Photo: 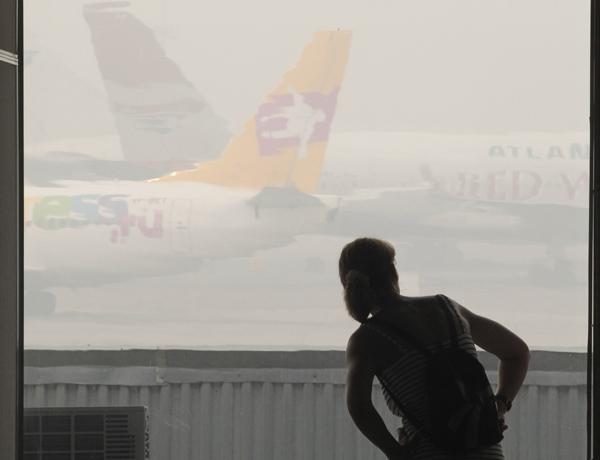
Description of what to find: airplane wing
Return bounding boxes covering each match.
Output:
[25,151,164,186]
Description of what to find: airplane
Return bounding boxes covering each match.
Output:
[24,2,353,314]
[317,131,589,286]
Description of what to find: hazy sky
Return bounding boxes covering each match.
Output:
[25,0,590,142]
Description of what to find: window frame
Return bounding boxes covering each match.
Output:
[2,2,598,459]
[588,2,600,459]
[0,0,23,458]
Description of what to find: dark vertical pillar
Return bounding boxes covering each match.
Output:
[590,1,600,459]
[0,0,23,458]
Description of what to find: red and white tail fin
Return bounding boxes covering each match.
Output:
[153,30,352,193]
[83,2,232,169]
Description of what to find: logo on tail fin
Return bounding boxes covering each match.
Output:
[257,88,338,159]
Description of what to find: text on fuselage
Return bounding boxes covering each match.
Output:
[24,194,164,243]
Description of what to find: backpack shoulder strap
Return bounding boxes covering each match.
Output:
[362,317,429,432]
[363,316,431,356]
[435,294,461,348]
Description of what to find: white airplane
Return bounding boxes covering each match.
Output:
[24,3,353,313]
[318,131,589,286]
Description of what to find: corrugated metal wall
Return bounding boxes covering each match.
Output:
[24,365,586,460]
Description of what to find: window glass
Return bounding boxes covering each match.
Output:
[24,0,589,351]
[23,1,590,459]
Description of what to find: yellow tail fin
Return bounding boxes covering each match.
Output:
[153,30,352,193]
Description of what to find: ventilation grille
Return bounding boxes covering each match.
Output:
[24,407,148,460]
[106,414,134,459]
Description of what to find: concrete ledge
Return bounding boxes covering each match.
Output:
[24,367,586,387]
[24,349,586,372]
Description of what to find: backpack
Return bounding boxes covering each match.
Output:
[365,295,503,454]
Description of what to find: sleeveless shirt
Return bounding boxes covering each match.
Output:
[362,298,505,460]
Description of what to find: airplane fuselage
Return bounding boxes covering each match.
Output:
[25,181,332,286]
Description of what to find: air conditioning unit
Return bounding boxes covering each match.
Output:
[24,406,149,460]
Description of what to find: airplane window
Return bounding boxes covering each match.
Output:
[23,1,589,459]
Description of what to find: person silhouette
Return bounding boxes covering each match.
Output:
[340,237,530,459]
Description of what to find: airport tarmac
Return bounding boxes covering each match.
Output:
[24,235,588,351]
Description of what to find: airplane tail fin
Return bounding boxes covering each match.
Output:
[153,30,352,193]
[83,2,232,169]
